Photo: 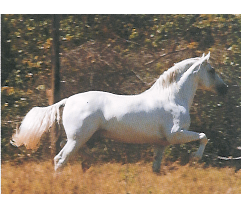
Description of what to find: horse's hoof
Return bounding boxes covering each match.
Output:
[152,166,160,173]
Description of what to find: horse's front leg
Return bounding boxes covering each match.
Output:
[167,130,209,159]
[152,145,166,173]
[191,133,209,159]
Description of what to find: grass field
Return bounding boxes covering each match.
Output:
[1,160,241,194]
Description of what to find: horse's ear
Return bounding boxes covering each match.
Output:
[200,52,210,64]
[204,51,210,61]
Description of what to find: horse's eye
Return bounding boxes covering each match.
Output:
[209,67,215,74]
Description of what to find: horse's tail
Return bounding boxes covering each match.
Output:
[11,98,68,150]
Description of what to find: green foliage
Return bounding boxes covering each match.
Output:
[1,15,241,166]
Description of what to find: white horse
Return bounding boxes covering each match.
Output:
[11,52,228,172]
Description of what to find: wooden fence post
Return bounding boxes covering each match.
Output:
[51,14,61,157]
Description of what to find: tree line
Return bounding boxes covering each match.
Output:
[1,15,241,168]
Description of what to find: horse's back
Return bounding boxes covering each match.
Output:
[62,90,141,123]
[62,90,171,145]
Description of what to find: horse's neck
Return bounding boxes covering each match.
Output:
[146,58,200,109]
[146,73,198,111]
[176,70,199,110]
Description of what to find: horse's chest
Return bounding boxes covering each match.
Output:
[172,109,190,130]
[162,103,190,130]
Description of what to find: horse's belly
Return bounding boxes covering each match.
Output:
[101,127,169,145]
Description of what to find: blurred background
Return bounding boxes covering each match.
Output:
[1,14,241,169]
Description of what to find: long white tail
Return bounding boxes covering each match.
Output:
[11,98,68,150]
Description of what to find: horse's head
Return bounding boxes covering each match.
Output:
[197,52,228,96]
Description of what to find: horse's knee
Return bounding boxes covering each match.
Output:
[199,133,208,144]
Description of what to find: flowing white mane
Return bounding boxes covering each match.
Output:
[151,57,201,90]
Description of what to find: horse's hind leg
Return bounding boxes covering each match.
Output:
[54,138,82,171]
[54,119,100,171]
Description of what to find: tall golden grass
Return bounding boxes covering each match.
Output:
[1,161,241,194]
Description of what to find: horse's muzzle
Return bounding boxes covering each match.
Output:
[216,84,228,96]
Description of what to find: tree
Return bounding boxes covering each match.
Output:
[50,14,61,156]
[1,15,240,166]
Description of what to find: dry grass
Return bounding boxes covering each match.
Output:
[1,161,241,194]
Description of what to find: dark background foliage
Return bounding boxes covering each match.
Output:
[1,14,241,168]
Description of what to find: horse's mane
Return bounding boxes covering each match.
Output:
[151,57,201,90]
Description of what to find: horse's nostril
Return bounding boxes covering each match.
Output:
[217,84,228,95]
